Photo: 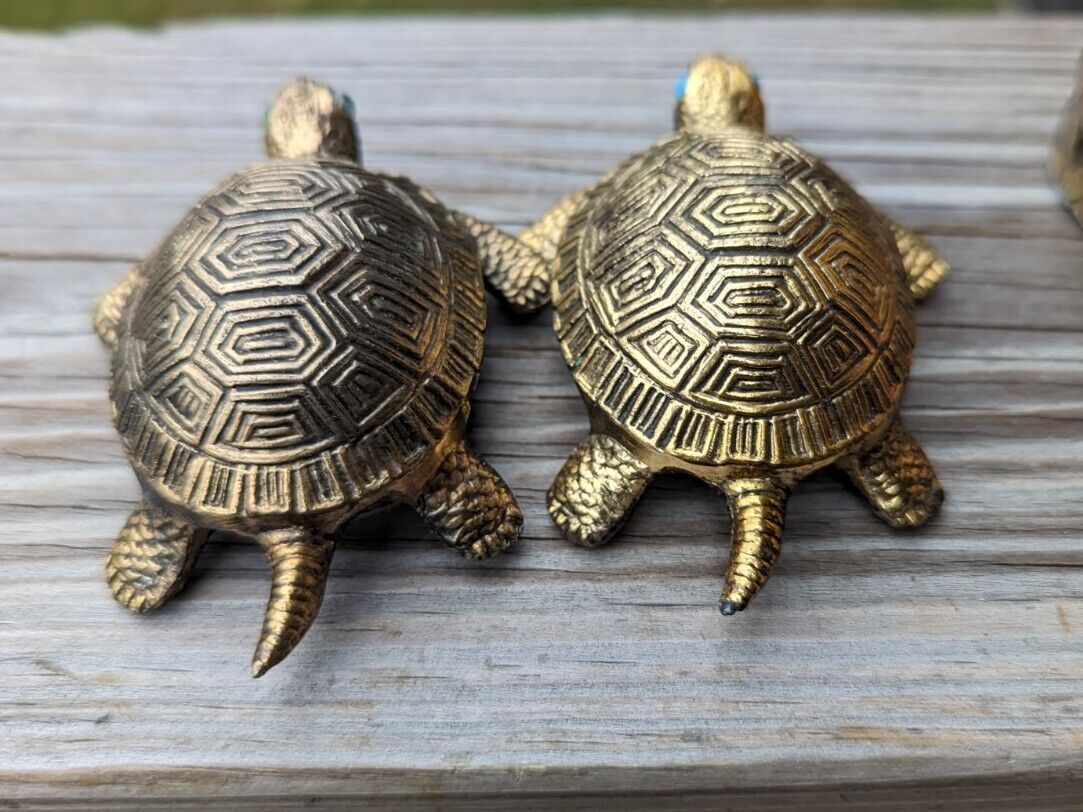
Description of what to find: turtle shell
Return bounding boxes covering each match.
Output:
[553,130,915,469]
[111,160,485,518]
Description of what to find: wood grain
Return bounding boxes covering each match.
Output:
[3,13,1083,809]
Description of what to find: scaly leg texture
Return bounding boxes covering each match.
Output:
[252,529,335,678]
[416,441,523,560]
[106,503,208,613]
[883,216,950,301]
[519,189,590,262]
[839,419,944,529]
[455,212,550,315]
[548,433,653,548]
[93,266,140,349]
[720,478,788,615]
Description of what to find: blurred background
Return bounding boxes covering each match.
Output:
[5,0,1083,30]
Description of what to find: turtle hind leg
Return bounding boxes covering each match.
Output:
[719,478,788,615]
[416,441,523,560]
[548,433,654,549]
[884,216,950,301]
[520,188,590,262]
[93,266,140,349]
[252,529,335,678]
[106,502,208,614]
[839,419,944,529]
[454,212,550,316]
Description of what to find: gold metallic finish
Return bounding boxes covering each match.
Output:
[458,212,551,315]
[885,217,951,302]
[520,189,591,262]
[254,530,335,678]
[106,503,209,614]
[531,54,948,614]
[94,77,547,676]
[1052,54,1083,227]
[675,55,765,133]
[92,266,140,350]
[838,419,944,529]
[416,441,524,559]
[720,478,785,615]
[548,433,653,549]
[265,77,359,162]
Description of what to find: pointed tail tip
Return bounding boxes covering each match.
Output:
[251,647,286,679]
[251,531,335,680]
[251,628,303,678]
[719,599,745,616]
[250,653,272,679]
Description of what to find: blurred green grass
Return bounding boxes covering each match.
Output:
[2,0,997,30]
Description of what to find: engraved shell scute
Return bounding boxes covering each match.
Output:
[114,160,485,516]
[555,130,914,468]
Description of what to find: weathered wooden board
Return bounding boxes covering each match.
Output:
[3,13,1083,809]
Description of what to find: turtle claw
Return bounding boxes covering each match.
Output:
[464,528,515,561]
[462,540,491,561]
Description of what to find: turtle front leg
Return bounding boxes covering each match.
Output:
[106,502,209,613]
[416,441,523,560]
[252,529,335,678]
[882,216,950,301]
[454,212,550,315]
[548,434,654,548]
[93,265,141,350]
[718,478,789,615]
[520,188,590,262]
[838,418,944,529]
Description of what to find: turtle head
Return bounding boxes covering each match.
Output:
[264,77,360,163]
[674,54,764,134]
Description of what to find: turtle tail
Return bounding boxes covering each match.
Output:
[719,478,789,615]
[252,530,335,678]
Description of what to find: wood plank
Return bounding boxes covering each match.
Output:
[3,13,1083,808]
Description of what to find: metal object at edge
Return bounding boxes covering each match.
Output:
[1053,53,1083,227]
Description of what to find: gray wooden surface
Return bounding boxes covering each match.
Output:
[3,13,1083,810]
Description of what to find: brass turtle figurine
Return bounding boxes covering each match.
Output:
[521,55,949,615]
[1052,52,1083,227]
[94,78,548,676]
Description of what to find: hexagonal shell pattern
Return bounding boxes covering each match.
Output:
[553,130,915,469]
[111,160,485,519]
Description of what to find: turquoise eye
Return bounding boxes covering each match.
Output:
[750,72,761,89]
[674,70,688,101]
[337,92,356,119]
[263,104,271,127]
